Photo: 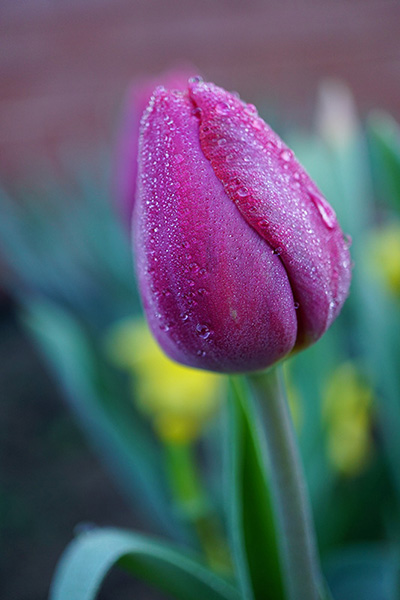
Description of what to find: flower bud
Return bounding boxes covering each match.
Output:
[133,80,351,373]
[114,66,196,227]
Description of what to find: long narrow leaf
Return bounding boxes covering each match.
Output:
[22,300,185,539]
[225,378,286,600]
[50,527,239,600]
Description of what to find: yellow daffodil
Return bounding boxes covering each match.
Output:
[367,222,400,295]
[105,318,223,444]
[322,362,374,477]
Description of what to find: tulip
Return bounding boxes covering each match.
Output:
[133,79,351,373]
[114,66,196,226]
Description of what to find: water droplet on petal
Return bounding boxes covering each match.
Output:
[175,154,184,164]
[252,119,263,131]
[257,219,269,229]
[308,188,337,229]
[189,75,204,83]
[273,247,283,256]
[216,101,230,115]
[237,186,249,197]
[192,106,202,117]
[294,301,300,309]
[189,262,200,273]
[245,103,258,116]
[196,323,211,339]
[280,149,292,162]
[344,233,352,248]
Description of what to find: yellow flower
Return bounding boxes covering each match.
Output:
[322,362,374,477]
[105,318,223,444]
[367,222,400,295]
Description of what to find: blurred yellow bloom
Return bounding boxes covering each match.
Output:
[367,222,400,295]
[322,362,374,477]
[105,318,223,443]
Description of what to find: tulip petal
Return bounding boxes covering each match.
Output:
[114,66,197,226]
[134,87,297,372]
[189,80,351,348]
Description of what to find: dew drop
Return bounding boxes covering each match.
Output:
[280,149,292,162]
[245,103,258,116]
[196,323,211,339]
[252,119,263,131]
[294,301,300,309]
[237,186,249,198]
[197,350,206,357]
[189,262,200,273]
[216,101,230,115]
[308,188,337,229]
[273,247,282,256]
[189,75,204,83]
[192,106,202,117]
[344,233,352,248]
[175,154,184,164]
[217,137,227,146]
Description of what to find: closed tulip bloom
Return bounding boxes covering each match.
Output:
[114,66,196,226]
[133,79,351,373]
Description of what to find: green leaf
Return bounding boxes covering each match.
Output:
[22,300,185,540]
[367,111,400,214]
[324,544,400,600]
[225,378,286,600]
[50,527,240,600]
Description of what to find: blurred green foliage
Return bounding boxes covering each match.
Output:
[1,84,400,598]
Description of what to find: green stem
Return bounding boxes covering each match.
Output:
[247,367,324,600]
[165,441,231,574]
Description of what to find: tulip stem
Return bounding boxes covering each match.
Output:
[247,367,325,600]
[165,441,232,574]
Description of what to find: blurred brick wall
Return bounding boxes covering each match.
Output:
[1,0,400,177]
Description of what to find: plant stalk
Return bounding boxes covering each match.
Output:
[247,367,325,600]
[165,441,231,574]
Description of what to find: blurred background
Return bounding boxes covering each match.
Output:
[1,1,400,599]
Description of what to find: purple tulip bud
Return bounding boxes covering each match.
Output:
[113,66,197,227]
[133,80,351,373]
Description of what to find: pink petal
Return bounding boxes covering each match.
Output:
[134,87,298,372]
[114,66,197,228]
[189,80,351,348]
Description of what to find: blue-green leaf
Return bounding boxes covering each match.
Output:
[50,527,240,600]
[225,378,285,600]
[367,111,400,214]
[325,544,400,600]
[22,300,185,539]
